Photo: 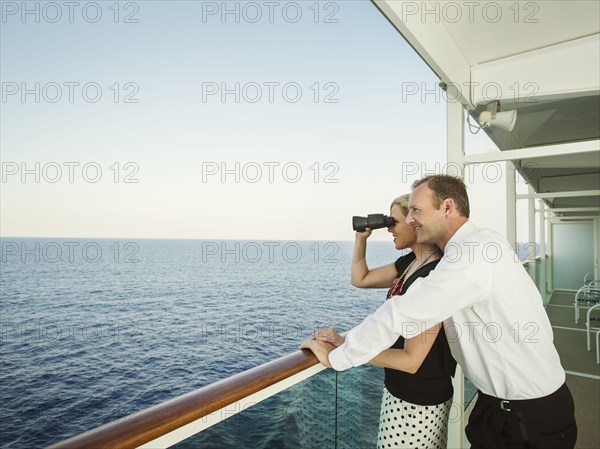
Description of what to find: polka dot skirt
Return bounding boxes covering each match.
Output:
[377,386,452,449]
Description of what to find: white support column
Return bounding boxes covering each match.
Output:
[594,219,600,280]
[446,96,465,170]
[539,202,548,303]
[446,98,466,449]
[528,185,537,284]
[546,209,552,297]
[549,221,554,293]
[506,161,517,247]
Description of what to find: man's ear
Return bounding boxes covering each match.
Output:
[443,198,455,216]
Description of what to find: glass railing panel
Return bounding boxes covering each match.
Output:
[336,364,385,449]
[172,368,336,449]
[464,377,477,409]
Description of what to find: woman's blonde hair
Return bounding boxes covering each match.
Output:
[390,194,410,217]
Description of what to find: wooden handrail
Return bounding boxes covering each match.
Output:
[47,349,320,449]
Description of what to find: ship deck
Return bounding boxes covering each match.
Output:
[546,291,600,449]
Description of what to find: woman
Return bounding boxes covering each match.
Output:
[311,194,456,449]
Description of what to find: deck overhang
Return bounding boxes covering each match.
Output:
[373,0,600,221]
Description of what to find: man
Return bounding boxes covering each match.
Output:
[301,174,576,449]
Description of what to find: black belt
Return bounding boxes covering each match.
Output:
[477,390,545,412]
[477,384,567,412]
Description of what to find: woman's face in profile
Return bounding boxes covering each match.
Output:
[388,204,416,250]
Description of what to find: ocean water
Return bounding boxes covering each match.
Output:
[0,238,399,448]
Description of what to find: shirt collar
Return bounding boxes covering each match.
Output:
[445,220,476,248]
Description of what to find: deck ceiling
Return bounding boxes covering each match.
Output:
[373,0,600,220]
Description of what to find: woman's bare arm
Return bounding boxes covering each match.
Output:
[369,324,442,374]
[351,231,398,288]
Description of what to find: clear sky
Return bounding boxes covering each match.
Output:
[1,0,527,242]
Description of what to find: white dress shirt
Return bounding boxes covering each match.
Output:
[329,221,565,400]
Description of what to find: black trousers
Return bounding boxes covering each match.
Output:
[465,383,577,449]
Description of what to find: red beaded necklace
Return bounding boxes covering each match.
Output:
[386,250,438,300]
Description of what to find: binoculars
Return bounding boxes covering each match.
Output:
[352,214,395,232]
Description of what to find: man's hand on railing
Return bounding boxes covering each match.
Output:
[299,337,336,368]
[313,327,345,347]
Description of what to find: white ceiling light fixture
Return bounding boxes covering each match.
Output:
[468,100,518,134]
[478,100,517,132]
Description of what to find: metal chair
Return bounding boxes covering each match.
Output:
[596,329,600,364]
[583,272,594,286]
[574,279,600,324]
[586,303,600,350]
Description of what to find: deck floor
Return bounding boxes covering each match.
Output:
[546,291,600,449]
